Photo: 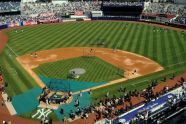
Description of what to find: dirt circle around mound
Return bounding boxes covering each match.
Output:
[69,68,86,75]
[17,47,164,89]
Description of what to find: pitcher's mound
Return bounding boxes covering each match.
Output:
[69,68,86,75]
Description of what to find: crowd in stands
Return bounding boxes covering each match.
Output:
[169,16,186,25]
[0,1,185,25]
[0,15,26,24]
[0,14,60,25]
[63,74,186,123]
[103,1,144,7]
[97,74,186,123]
[21,1,101,17]
[0,1,185,16]
[143,2,186,16]
[0,2,20,13]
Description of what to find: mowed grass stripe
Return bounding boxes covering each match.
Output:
[63,22,98,47]
[49,23,86,48]
[23,24,75,52]
[147,26,154,59]
[75,22,107,47]
[1,49,37,96]
[116,23,130,49]
[163,30,172,66]
[138,25,148,56]
[34,57,122,82]
[40,23,86,50]
[175,32,186,51]
[82,22,107,46]
[122,23,135,50]
[111,22,125,48]
[1,56,25,95]
[104,22,121,48]
[156,29,164,64]
[120,23,133,50]
[8,26,61,54]
[94,22,113,43]
[169,31,184,63]
[125,23,137,51]
[8,25,50,42]
[53,23,92,48]
[54,23,89,46]
[113,22,126,49]
[160,30,168,66]
[8,25,54,47]
[100,22,119,47]
[133,25,144,54]
[174,31,186,62]
[130,24,143,53]
[4,48,37,88]
[152,28,158,61]
[77,22,104,46]
[10,24,78,54]
[166,30,178,65]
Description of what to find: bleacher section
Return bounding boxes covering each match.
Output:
[0,1,185,30]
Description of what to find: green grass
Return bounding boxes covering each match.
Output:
[0,48,38,96]
[0,21,186,99]
[33,56,123,82]
[92,64,186,104]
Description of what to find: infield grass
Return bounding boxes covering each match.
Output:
[33,56,123,82]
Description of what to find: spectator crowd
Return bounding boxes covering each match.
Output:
[143,2,186,16]
[103,1,143,7]
[0,1,185,25]
[21,1,101,17]
[56,73,186,123]
[0,2,20,13]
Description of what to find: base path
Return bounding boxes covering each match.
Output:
[17,47,164,90]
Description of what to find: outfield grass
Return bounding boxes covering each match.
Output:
[34,56,123,82]
[0,48,38,96]
[0,21,186,98]
[6,22,186,68]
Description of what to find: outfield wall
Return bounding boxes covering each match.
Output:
[91,17,186,29]
[1,18,186,31]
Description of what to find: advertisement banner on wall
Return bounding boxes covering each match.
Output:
[23,21,37,26]
[14,21,20,27]
[74,11,84,16]
[31,21,37,25]
[8,23,15,28]
[23,21,31,26]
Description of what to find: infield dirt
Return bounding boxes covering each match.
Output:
[16,47,164,90]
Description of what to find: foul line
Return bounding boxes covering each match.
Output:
[165,60,186,68]
[6,44,18,57]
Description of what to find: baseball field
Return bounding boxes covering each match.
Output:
[0,21,186,120]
